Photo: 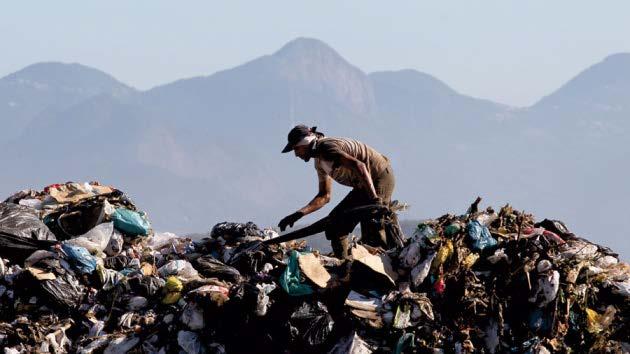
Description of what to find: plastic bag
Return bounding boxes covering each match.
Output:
[45,199,112,240]
[393,303,412,329]
[413,224,438,245]
[111,208,151,236]
[178,330,206,354]
[147,232,179,250]
[411,252,435,288]
[181,302,205,330]
[77,336,110,354]
[194,255,242,282]
[329,332,374,354]
[585,306,616,334]
[289,301,334,348]
[103,335,140,354]
[444,223,461,237]
[63,222,113,253]
[40,273,85,310]
[280,250,313,296]
[466,220,497,251]
[163,276,183,304]
[399,241,422,268]
[62,244,97,274]
[18,198,43,210]
[127,296,148,311]
[529,270,560,307]
[0,230,57,263]
[394,333,415,354]
[128,275,165,297]
[431,239,454,271]
[210,221,264,241]
[104,229,124,256]
[158,260,199,281]
[96,264,125,290]
[255,283,276,316]
[0,202,56,241]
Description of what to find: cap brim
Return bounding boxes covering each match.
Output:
[281,143,293,153]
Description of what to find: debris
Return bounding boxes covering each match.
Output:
[0,184,627,353]
[298,252,332,288]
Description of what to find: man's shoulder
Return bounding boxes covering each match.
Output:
[316,138,342,153]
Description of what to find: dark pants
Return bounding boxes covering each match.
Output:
[326,166,396,259]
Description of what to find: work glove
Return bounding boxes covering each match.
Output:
[278,211,304,231]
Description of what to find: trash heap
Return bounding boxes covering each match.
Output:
[0,183,628,353]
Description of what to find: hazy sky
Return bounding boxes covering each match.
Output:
[2,1,629,106]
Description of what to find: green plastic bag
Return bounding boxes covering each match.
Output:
[280,250,313,296]
[112,208,151,236]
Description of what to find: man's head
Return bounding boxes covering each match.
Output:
[282,125,321,162]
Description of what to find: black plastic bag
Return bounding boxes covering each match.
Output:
[128,276,165,298]
[194,255,241,282]
[289,301,335,348]
[534,219,572,238]
[104,255,134,271]
[40,273,85,310]
[0,231,57,263]
[43,199,108,240]
[0,202,56,241]
[210,221,264,241]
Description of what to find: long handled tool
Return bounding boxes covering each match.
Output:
[265,204,390,246]
[235,204,391,255]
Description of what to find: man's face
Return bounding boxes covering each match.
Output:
[293,145,310,162]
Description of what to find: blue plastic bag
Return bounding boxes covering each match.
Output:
[62,244,97,274]
[466,220,497,251]
[279,250,313,296]
[112,208,151,236]
[528,308,552,332]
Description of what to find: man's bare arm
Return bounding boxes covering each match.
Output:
[298,172,332,215]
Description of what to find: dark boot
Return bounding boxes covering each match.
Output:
[331,236,351,260]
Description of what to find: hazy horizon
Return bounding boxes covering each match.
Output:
[2,1,630,106]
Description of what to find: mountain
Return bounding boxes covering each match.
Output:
[534,53,630,114]
[0,62,135,143]
[526,53,630,139]
[0,39,627,258]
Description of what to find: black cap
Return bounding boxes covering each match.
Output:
[282,125,313,153]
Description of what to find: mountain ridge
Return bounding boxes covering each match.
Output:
[0,38,628,258]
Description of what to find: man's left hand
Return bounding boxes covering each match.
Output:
[278,211,304,231]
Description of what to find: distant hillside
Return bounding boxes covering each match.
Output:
[0,38,627,258]
[0,62,135,143]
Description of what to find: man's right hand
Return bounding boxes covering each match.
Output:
[278,211,304,231]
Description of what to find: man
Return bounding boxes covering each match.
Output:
[278,125,396,259]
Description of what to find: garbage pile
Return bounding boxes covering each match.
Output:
[0,183,628,353]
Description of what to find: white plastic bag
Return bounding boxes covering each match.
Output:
[399,241,422,268]
[104,230,124,256]
[64,222,114,253]
[103,335,140,354]
[411,253,435,288]
[127,296,148,311]
[181,302,205,330]
[147,232,180,250]
[158,260,199,281]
